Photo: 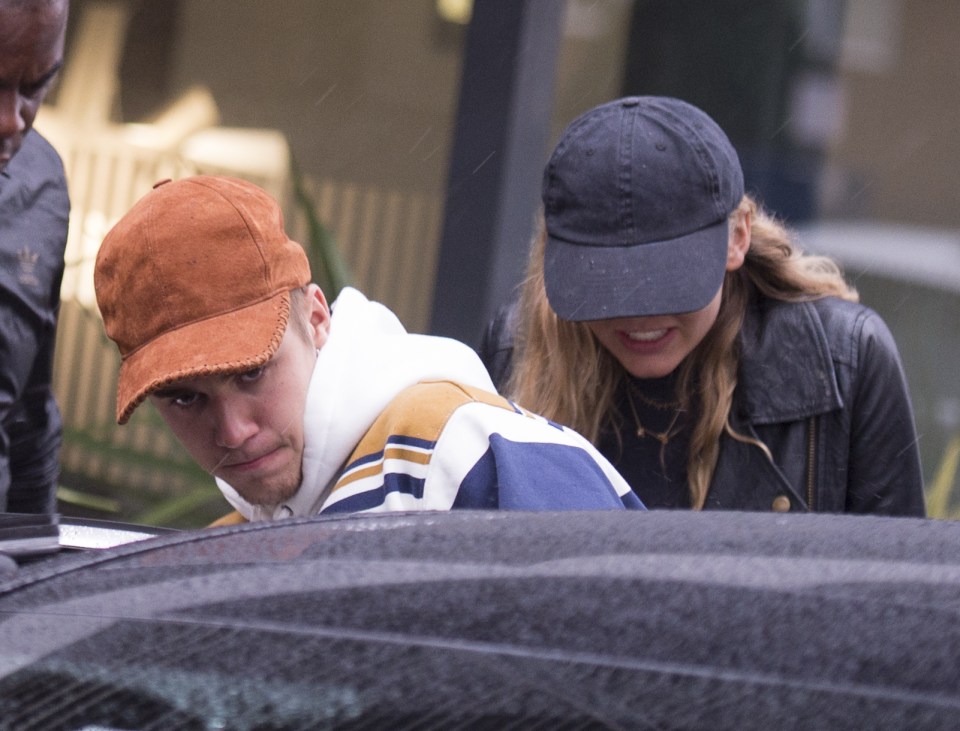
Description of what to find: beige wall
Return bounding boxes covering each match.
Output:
[551,0,634,143]
[825,0,960,227]
[168,0,634,192]
[169,0,465,194]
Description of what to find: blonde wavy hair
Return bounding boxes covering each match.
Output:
[507,195,858,509]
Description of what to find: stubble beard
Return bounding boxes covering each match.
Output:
[227,464,304,509]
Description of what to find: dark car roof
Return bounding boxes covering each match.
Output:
[1,510,959,729]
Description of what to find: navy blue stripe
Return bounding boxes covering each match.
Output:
[382,471,426,499]
[320,490,385,514]
[322,471,427,514]
[386,434,435,450]
[345,450,385,471]
[342,434,437,472]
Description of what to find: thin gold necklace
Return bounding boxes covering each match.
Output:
[630,387,680,412]
[626,389,682,446]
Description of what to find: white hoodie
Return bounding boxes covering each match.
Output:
[218,288,640,520]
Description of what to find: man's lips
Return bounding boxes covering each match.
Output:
[221,447,282,471]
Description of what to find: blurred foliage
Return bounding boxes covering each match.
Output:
[926,434,960,519]
[57,426,225,529]
[291,157,352,300]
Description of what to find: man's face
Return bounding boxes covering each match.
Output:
[149,287,331,508]
[0,0,68,173]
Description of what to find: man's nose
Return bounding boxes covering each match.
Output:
[213,399,259,449]
[0,90,24,142]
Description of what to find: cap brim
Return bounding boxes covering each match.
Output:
[115,291,292,424]
[543,219,729,321]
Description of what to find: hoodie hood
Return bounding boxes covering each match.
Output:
[217,287,495,519]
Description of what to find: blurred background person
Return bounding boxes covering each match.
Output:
[0,0,70,513]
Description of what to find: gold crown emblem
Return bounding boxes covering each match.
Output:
[18,246,39,269]
[17,246,41,289]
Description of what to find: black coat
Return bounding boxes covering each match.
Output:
[0,132,69,513]
[479,295,926,516]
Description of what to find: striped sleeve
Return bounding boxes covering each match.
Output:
[319,381,644,515]
[435,402,643,510]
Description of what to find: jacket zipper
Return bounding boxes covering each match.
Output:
[806,416,817,510]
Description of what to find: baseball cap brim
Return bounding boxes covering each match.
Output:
[543,218,729,322]
[115,291,292,424]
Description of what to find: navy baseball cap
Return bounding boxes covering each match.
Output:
[542,96,744,321]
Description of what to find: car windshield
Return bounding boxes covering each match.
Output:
[2,510,960,728]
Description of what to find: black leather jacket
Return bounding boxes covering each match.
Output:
[0,132,69,513]
[479,295,926,516]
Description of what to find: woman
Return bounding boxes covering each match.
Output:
[481,96,925,514]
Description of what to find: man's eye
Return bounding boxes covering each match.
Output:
[238,366,266,384]
[20,76,53,99]
[171,393,199,408]
[21,82,46,98]
[21,65,61,99]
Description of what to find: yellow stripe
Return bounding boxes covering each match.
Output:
[336,448,433,489]
[331,380,515,496]
[384,447,432,465]
[207,510,247,527]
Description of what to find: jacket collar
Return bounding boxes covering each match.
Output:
[735,297,843,425]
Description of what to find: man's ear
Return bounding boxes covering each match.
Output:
[304,284,331,348]
[726,208,752,272]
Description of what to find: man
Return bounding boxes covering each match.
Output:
[94,175,642,521]
[0,0,70,513]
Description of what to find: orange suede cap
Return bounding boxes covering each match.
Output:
[94,175,311,424]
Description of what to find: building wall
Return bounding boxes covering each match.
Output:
[168,0,465,194]
[824,0,960,226]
